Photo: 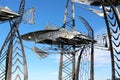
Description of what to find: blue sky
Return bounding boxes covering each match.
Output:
[0,0,112,80]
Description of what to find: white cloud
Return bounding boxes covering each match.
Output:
[94,48,111,67]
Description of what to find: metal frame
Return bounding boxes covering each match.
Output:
[101,0,120,79]
[79,16,94,80]
[58,0,94,80]
[0,0,28,80]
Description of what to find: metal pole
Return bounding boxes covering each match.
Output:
[63,0,69,28]
[72,46,76,80]
[90,42,94,80]
[58,45,64,80]
[5,41,13,80]
[71,0,75,31]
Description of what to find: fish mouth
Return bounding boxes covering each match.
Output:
[20,34,27,40]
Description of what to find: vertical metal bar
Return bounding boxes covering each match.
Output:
[5,48,9,80]
[102,4,115,80]
[58,45,64,80]
[90,41,94,80]
[72,0,76,77]
[5,42,12,80]
[5,25,14,80]
[63,0,69,28]
[71,0,75,31]
[72,46,75,80]
[90,26,94,80]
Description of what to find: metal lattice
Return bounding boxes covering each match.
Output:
[78,45,91,80]
[58,0,94,80]
[59,45,75,80]
[0,0,28,80]
[59,0,76,79]
[101,0,120,79]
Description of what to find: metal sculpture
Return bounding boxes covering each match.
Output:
[24,8,35,25]
[0,6,20,23]
[83,0,120,79]
[72,0,120,79]
[59,0,94,80]
[59,1,78,79]
[100,1,120,80]
[0,0,28,80]
[21,0,95,80]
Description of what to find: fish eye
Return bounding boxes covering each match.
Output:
[28,36,32,39]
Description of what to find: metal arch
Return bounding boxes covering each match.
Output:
[0,0,27,80]
[101,0,120,80]
[79,16,94,80]
[77,45,92,80]
[17,30,28,80]
[79,16,94,39]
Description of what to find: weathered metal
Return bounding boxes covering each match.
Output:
[101,0,120,79]
[0,0,28,80]
[0,7,20,22]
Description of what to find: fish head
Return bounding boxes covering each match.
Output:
[20,32,37,42]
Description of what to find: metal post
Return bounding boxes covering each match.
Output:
[5,42,13,80]
[72,46,75,80]
[58,45,64,80]
[90,41,94,80]
[71,0,75,31]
